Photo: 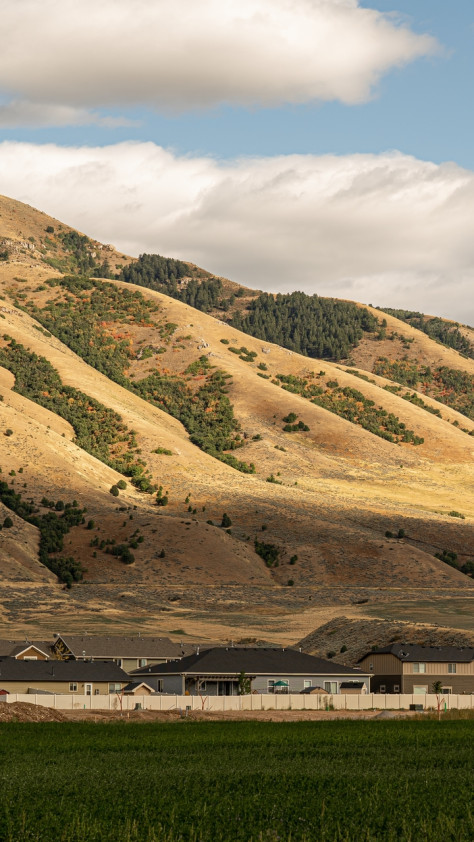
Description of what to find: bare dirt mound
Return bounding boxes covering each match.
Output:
[0,702,67,722]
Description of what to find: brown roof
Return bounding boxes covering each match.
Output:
[0,639,52,658]
[55,635,186,659]
[358,644,474,664]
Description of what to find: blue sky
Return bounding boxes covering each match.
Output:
[0,1,473,321]
[1,0,471,167]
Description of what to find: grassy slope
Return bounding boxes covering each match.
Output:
[0,195,473,641]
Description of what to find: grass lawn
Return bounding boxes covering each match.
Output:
[0,720,472,841]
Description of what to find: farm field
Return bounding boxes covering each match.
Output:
[0,721,472,841]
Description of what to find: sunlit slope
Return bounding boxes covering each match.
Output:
[0,288,472,591]
[0,192,473,595]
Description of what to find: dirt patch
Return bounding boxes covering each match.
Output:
[0,702,67,722]
[62,708,413,723]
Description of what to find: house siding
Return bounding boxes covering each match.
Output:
[157,673,370,695]
[0,680,121,694]
[158,675,184,694]
[402,675,474,694]
[358,653,402,675]
[16,646,49,661]
[251,675,369,695]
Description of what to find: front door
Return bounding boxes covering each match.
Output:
[85,684,93,696]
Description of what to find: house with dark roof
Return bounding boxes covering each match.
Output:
[0,639,52,660]
[52,634,190,672]
[0,658,129,695]
[131,647,371,696]
[358,644,474,695]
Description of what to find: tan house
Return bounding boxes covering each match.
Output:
[52,634,189,673]
[0,639,51,660]
[0,657,129,695]
[358,644,474,695]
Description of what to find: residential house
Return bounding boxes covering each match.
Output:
[357,644,474,695]
[51,634,190,672]
[0,639,52,660]
[0,657,129,695]
[131,647,371,695]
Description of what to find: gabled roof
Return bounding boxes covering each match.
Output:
[10,642,52,659]
[358,644,474,664]
[54,634,185,659]
[123,681,155,693]
[0,639,52,658]
[131,648,370,677]
[0,658,128,682]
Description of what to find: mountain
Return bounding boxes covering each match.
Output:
[0,194,473,646]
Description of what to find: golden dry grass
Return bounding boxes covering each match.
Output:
[0,195,473,642]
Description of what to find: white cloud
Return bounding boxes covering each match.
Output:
[1,141,473,323]
[0,0,437,122]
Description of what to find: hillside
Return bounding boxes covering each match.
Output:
[0,194,473,644]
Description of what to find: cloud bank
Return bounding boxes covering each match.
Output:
[1,141,472,322]
[0,0,436,123]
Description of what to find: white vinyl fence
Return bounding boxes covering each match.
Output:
[2,693,474,712]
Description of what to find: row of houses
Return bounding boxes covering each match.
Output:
[0,634,473,697]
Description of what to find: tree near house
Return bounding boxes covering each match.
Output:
[238,671,251,695]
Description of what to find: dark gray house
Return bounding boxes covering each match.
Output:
[131,648,371,696]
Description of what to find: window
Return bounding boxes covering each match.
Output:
[156,680,163,693]
[109,683,122,693]
[442,687,452,694]
[94,689,100,696]
[303,680,313,689]
[413,686,428,694]
[324,682,338,694]
[23,656,38,661]
[115,658,123,667]
[448,663,456,674]
[369,663,374,671]
[413,663,426,673]
[393,685,400,693]
[69,682,77,692]
[268,680,276,693]
[379,685,386,693]
[139,658,147,667]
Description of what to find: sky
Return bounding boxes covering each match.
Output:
[0,0,472,322]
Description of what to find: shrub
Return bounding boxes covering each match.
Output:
[448,511,465,519]
[4,429,13,437]
[110,485,120,497]
[287,579,294,586]
[289,555,298,565]
[254,539,280,568]
[45,226,55,233]
[157,495,168,507]
[266,474,282,484]
[3,516,13,528]
[116,480,127,490]
[221,513,232,528]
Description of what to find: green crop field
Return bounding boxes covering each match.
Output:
[0,720,472,841]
